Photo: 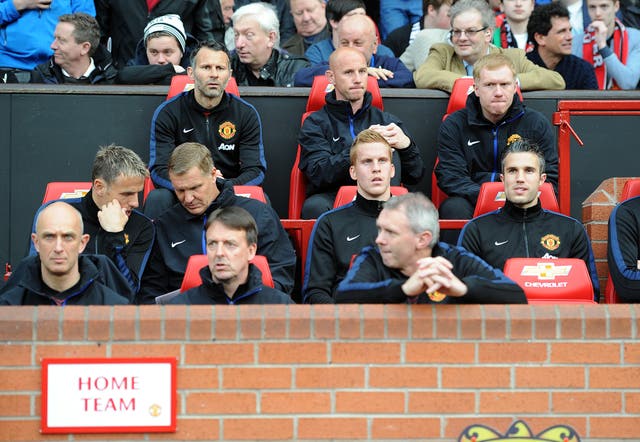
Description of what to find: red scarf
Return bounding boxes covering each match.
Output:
[495,19,534,53]
[582,18,628,89]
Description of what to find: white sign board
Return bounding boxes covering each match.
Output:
[41,358,176,434]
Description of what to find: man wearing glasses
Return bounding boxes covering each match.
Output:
[414,0,565,91]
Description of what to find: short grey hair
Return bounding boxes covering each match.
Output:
[449,0,495,30]
[232,2,281,48]
[383,193,440,247]
[92,144,148,184]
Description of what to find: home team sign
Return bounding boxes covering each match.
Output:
[41,358,176,434]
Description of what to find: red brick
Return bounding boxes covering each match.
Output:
[186,392,256,414]
[313,305,337,339]
[362,305,385,338]
[372,417,440,439]
[112,305,136,340]
[0,420,65,441]
[35,307,61,341]
[0,369,40,392]
[582,204,614,223]
[584,189,614,205]
[506,417,586,439]
[557,304,583,339]
[591,367,640,388]
[296,366,364,388]
[369,366,438,388]
[261,392,330,413]
[584,305,607,338]
[624,342,640,363]
[442,367,511,388]
[188,305,213,340]
[138,305,162,340]
[590,241,608,258]
[585,222,608,240]
[479,343,547,363]
[386,304,409,339]
[185,343,253,365]
[169,418,219,440]
[222,367,291,389]
[607,305,634,338]
[298,418,367,439]
[409,392,475,413]
[624,392,640,413]
[460,305,482,339]
[532,305,557,339]
[263,305,287,339]
[223,418,292,440]
[287,305,311,339]
[411,305,434,338]
[551,342,619,364]
[259,342,326,364]
[406,342,475,363]
[0,344,31,366]
[590,417,640,438]
[445,417,514,439]
[213,305,238,340]
[332,342,400,363]
[0,395,30,416]
[509,305,533,340]
[87,306,112,341]
[553,391,621,413]
[177,367,218,390]
[163,305,188,341]
[516,367,585,388]
[336,391,404,413]
[435,305,459,339]
[110,343,181,358]
[338,304,361,339]
[484,305,508,339]
[480,392,549,413]
[36,344,106,360]
[61,306,86,340]
[239,305,263,339]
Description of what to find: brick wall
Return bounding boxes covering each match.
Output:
[1,304,639,441]
[582,177,638,293]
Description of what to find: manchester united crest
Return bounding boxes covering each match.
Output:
[218,121,236,140]
[540,234,560,251]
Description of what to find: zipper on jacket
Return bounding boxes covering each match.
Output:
[522,208,530,257]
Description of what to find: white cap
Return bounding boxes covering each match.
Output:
[144,14,186,53]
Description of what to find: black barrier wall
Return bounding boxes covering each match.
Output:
[0,85,638,268]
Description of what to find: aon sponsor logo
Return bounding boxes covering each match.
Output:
[217,143,236,151]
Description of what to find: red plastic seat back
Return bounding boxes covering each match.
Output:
[180,254,273,292]
[166,75,240,100]
[472,182,559,218]
[621,178,640,200]
[333,185,408,208]
[306,75,383,113]
[503,258,596,304]
[233,185,267,203]
[42,182,92,203]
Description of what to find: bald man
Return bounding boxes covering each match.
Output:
[294,14,414,87]
[298,47,424,218]
[0,202,131,305]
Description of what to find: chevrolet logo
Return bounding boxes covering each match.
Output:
[521,262,572,280]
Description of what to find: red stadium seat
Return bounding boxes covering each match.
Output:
[166,75,240,100]
[42,182,92,203]
[180,254,273,292]
[333,185,408,208]
[503,258,597,304]
[472,181,559,218]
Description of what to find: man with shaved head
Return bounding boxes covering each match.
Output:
[1,202,131,305]
[298,46,424,218]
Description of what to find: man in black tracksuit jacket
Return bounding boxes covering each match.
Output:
[140,178,295,304]
[608,196,640,302]
[335,193,526,304]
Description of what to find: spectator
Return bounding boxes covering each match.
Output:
[435,53,558,227]
[222,0,236,50]
[527,3,599,89]
[95,0,223,69]
[140,142,295,304]
[117,14,198,85]
[298,47,424,219]
[414,0,565,91]
[335,192,527,304]
[458,139,599,300]
[0,0,95,83]
[31,145,154,297]
[379,0,423,42]
[398,0,453,72]
[230,2,309,86]
[0,202,130,305]
[233,0,296,43]
[304,0,396,65]
[167,206,294,304]
[303,129,396,304]
[561,0,591,36]
[294,14,415,87]
[608,188,640,302]
[282,0,329,55]
[572,0,640,89]
[30,12,117,84]
[493,0,535,51]
[146,40,266,219]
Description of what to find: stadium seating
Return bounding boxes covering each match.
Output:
[42,181,91,203]
[472,181,559,217]
[179,254,273,292]
[333,185,408,208]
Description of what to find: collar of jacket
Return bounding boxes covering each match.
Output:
[325,89,373,118]
[354,191,387,217]
[17,255,100,300]
[178,178,237,221]
[502,198,543,221]
[187,88,230,114]
[198,263,263,303]
[465,91,525,127]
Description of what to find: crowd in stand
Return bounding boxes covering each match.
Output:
[1,0,639,305]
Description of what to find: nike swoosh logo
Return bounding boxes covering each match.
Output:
[494,240,509,246]
[171,240,186,248]
[332,136,340,142]
[183,128,195,133]
[346,235,360,242]
[467,140,480,146]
